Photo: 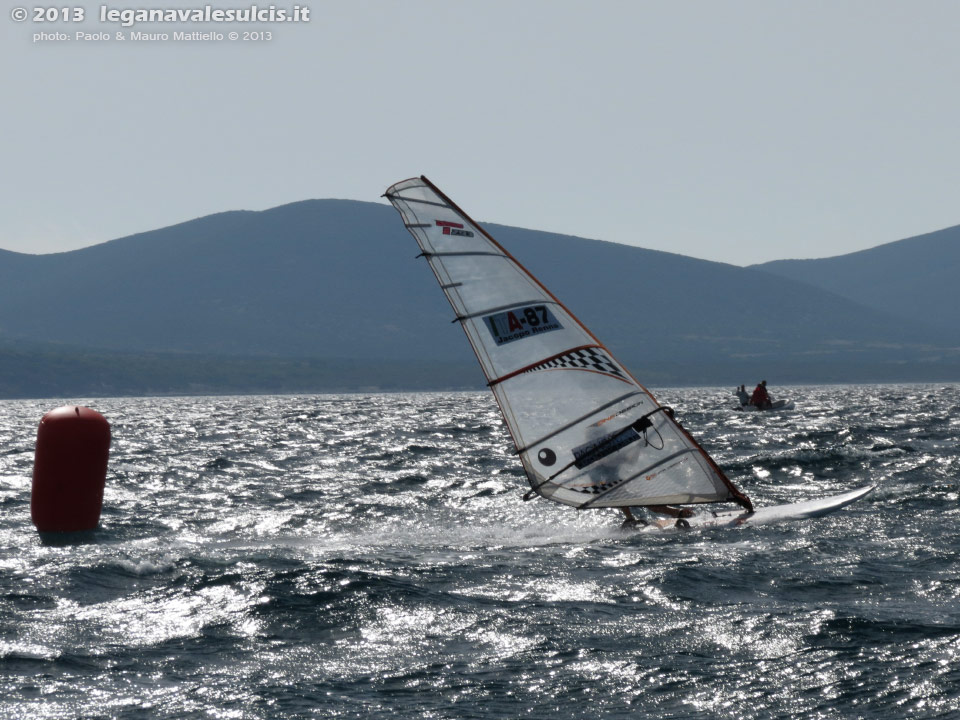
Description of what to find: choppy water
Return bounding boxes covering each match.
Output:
[1,385,959,719]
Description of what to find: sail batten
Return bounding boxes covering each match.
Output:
[575,449,698,509]
[424,251,507,258]
[385,175,752,512]
[386,193,450,209]
[514,390,646,455]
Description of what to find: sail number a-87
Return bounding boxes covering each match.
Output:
[482,305,563,346]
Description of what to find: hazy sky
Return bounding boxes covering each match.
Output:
[3,1,959,264]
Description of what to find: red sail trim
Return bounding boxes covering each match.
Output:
[487,344,599,387]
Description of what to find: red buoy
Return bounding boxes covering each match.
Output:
[31,406,111,533]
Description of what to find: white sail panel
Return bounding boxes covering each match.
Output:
[384,176,751,511]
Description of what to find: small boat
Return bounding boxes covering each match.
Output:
[735,399,796,412]
[384,176,872,531]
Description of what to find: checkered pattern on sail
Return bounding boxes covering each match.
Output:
[523,347,626,381]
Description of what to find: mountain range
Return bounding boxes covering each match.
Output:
[1,200,957,397]
[752,223,960,336]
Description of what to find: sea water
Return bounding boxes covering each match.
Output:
[1,385,958,719]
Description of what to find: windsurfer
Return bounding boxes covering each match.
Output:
[621,505,694,528]
[387,176,759,531]
[750,380,772,409]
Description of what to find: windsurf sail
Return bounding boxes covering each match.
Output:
[384,176,752,512]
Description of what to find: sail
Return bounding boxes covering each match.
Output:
[384,176,752,512]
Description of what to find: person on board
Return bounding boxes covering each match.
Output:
[620,505,694,529]
[735,385,749,406]
[750,380,772,409]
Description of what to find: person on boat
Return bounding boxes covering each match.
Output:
[621,505,694,528]
[735,385,749,405]
[750,380,772,409]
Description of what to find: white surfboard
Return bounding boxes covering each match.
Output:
[735,398,795,412]
[633,484,876,533]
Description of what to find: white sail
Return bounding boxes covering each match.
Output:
[384,176,752,512]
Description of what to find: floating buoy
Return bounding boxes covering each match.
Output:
[31,406,111,533]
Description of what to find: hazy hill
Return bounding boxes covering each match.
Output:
[0,202,444,359]
[752,224,960,335]
[1,200,958,396]
[491,224,957,372]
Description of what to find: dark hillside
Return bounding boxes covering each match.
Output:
[752,224,960,335]
[1,201,958,395]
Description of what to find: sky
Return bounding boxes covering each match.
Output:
[2,1,959,265]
